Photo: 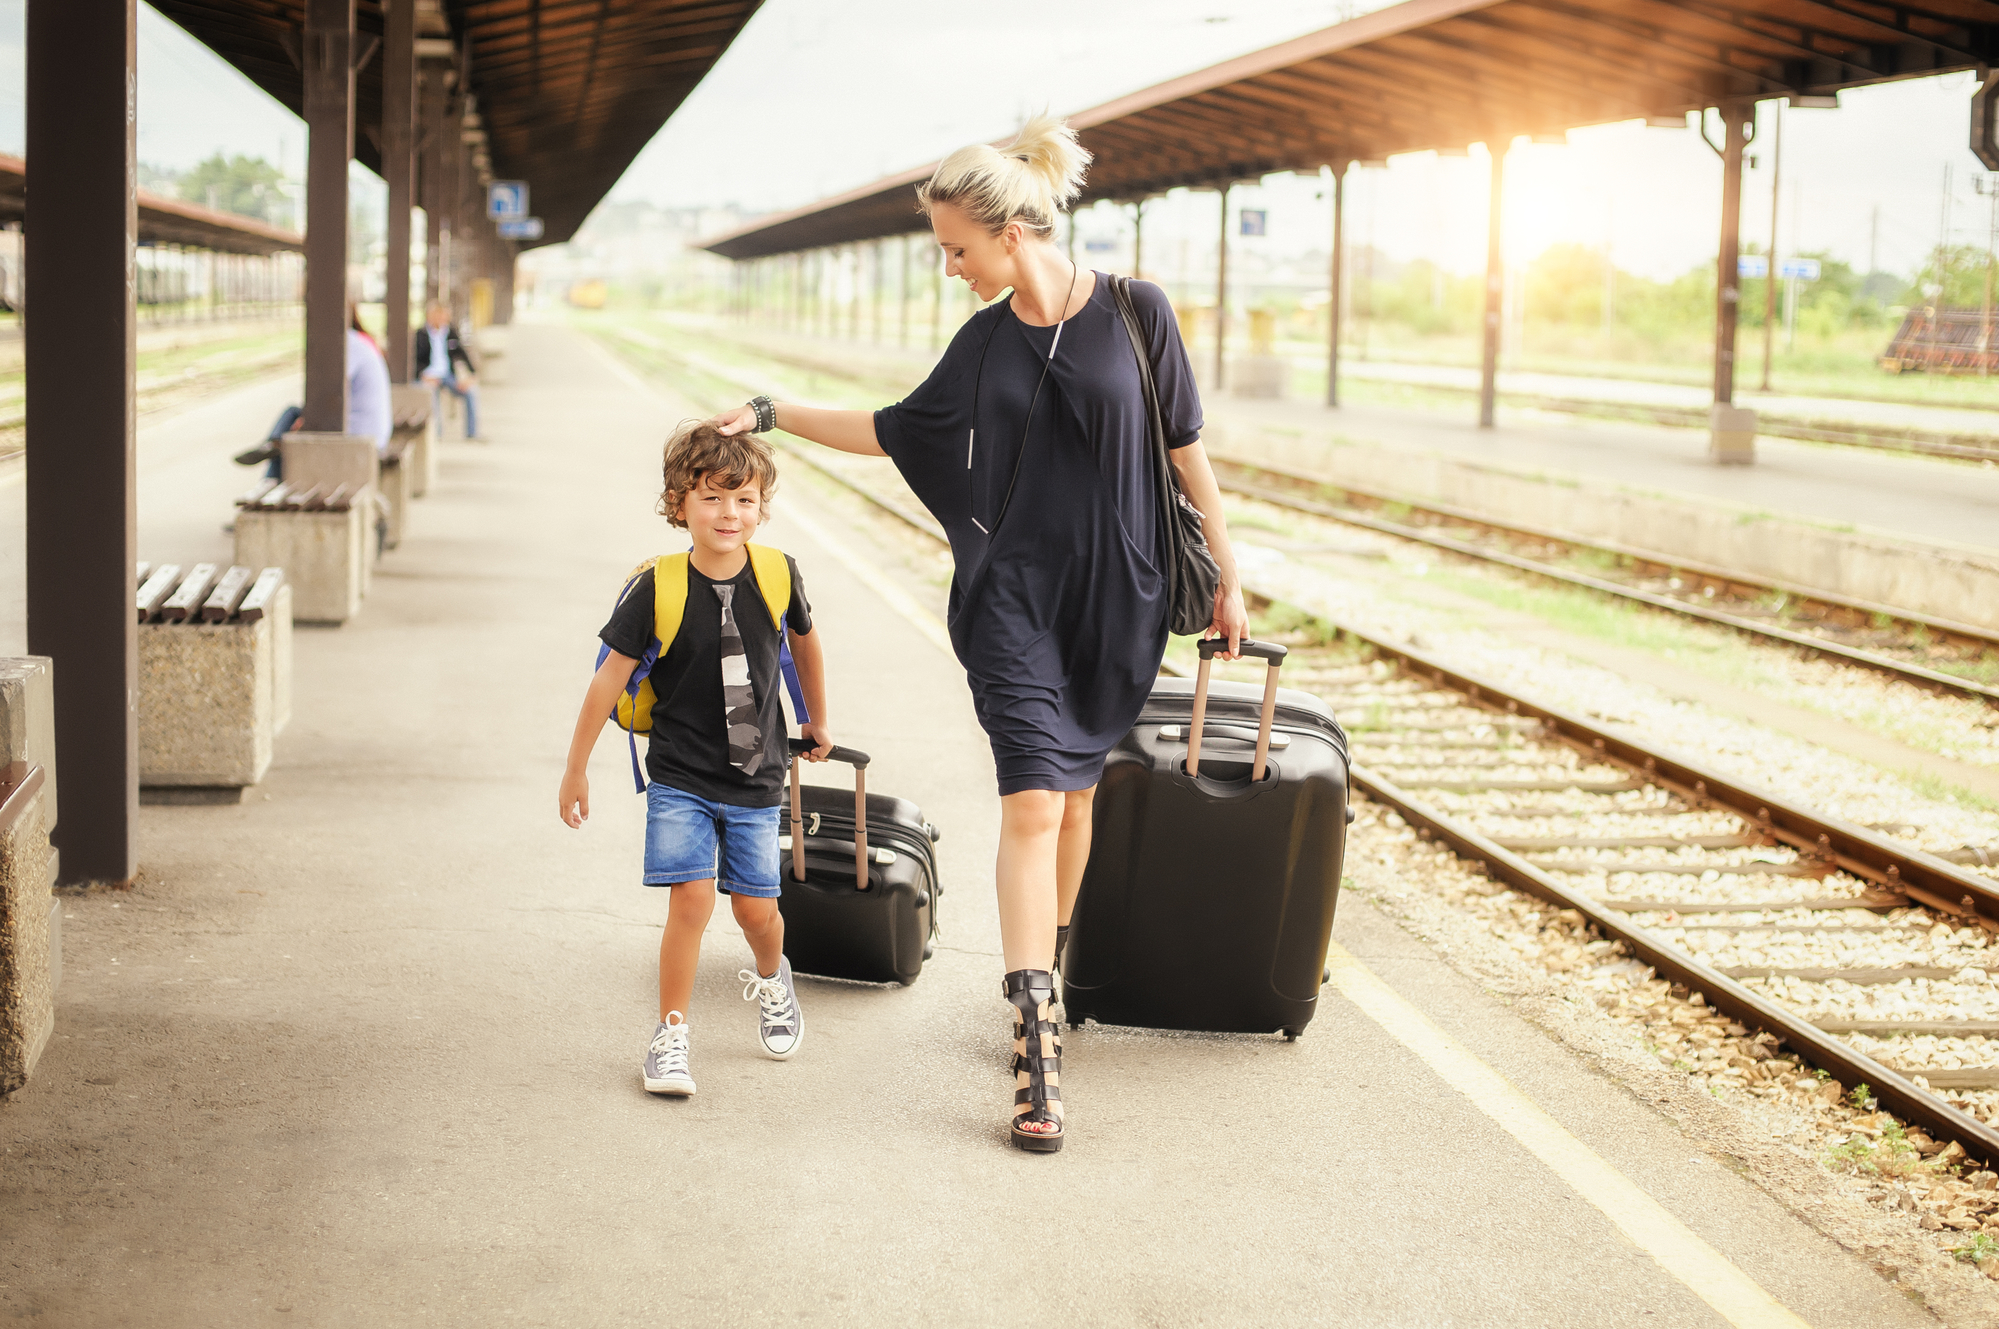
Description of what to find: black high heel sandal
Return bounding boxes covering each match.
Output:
[1054,923,1070,974]
[1004,968,1064,1153]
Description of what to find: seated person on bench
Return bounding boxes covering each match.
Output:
[413,301,479,440]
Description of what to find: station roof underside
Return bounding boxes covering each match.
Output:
[0,156,303,255]
[701,0,1999,260]
[151,0,762,248]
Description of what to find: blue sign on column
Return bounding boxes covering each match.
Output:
[1737,255,1768,278]
[1239,209,1267,237]
[497,218,544,241]
[1779,258,1821,281]
[488,181,529,220]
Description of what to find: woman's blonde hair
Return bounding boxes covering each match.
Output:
[916,114,1092,239]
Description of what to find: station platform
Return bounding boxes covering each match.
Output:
[0,321,1938,1324]
[1208,391,1999,558]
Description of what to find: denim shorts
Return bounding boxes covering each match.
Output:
[642,781,782,898]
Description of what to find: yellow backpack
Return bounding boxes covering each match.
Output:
[599,545,796,790]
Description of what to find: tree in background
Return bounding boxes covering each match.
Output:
[178,153,290,228]
[1906,243,1994,310]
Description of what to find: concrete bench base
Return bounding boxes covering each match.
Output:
[381,453,408,550]
[0,766,52,1095]
[138,583,292,788]
[236,504,364,624]
[391,385,437,498]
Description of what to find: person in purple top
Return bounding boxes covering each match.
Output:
[711,115,1247,1153]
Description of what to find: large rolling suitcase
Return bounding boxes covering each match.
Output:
[775,740,941,986]
[1061,639,1351,1037]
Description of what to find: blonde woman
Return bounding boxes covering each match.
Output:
[712,116,1247,1153]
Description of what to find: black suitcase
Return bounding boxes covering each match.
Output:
[775,740,941,986]
[1061,639,1351,1037]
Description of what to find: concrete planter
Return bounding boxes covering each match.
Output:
[235,503,364,625]
[380,450,409,550]
[391,384,437,498]
[138,582,292,789]
[0,763,52,1095]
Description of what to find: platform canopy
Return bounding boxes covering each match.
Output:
[0,155,302,255]
[150,0,763,247]
[701,0,1999,259]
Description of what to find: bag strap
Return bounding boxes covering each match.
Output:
[651,552,690,651]
[1108,275,1184,576]
[746,543,790,630]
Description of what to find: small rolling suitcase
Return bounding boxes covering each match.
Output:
[1061,639,1351,1037]
[775,740,941,986]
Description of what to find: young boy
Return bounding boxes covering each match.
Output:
[558,422,832,1096]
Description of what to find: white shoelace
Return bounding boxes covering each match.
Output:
[650,1021,690,1077]
[739,969,794,1026]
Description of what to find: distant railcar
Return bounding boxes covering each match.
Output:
[566,280,608,310]
[1880,306,1999,374]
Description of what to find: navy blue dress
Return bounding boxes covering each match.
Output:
[874,275,1204,795]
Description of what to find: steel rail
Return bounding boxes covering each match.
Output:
[1211,460,1999,705]
[778,445,1999,1164]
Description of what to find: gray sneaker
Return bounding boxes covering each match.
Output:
[739,958,804,1059]
[643,1013,696,1095]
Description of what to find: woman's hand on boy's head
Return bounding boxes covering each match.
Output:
[558,770,591,828]
[799,723,834,762]
[708,404,757,437]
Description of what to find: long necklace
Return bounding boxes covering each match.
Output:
[967,258,1081,535]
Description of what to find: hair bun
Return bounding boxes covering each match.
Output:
[916,113,1093,239]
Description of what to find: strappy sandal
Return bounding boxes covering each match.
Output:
[1004,968,1064,1153]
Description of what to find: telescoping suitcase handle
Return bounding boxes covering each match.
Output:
[786,737,871,890]
[1189,638,1288,783]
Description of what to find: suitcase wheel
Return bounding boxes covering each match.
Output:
[922,939,935,961]
[1282,1028,1303,1042]
[1322,966,1332,986]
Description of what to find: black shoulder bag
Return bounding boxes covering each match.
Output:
[1109,274,1222,637]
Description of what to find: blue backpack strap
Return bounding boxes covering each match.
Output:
[780,635,809,726]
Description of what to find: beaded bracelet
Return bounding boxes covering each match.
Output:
[748,395,776,433]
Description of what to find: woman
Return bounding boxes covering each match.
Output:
[711,116,1247,1153]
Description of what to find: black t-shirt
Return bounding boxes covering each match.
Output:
[599,554,813,807]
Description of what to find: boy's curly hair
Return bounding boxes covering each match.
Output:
[658,420,779,529]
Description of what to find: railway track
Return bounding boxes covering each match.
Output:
[609,316,1999,705]
[1209,459,1999,706]
[751,419,1999,1165]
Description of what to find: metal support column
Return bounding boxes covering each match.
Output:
[302,0,354,432]
[26,0,138,884]
[1760,100,1781,392]
[421,64,447,304]
[899,235,910,349]
[1479,142,1505,429]
[1214,183,1230,391]
[1708,102,1756,462]
[1132,200,1145,280]
[1328,164,1346,408]
[383,0,415,380]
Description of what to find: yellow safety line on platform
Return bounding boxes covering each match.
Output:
[1325,944,1811,1329]
[578,326,955,661]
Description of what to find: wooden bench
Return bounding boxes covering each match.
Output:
[135,561,292,795]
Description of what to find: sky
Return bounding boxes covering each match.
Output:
[0,0,1982,282]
